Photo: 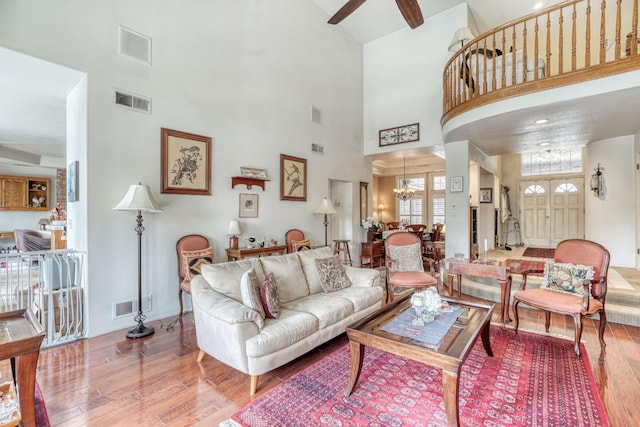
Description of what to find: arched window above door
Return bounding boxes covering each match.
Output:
[555,183,578,193]
[524,184,545,194]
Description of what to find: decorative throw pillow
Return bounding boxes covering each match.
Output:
[291,239,312,251]
[181,247,214,281]
[314,255,352,292]
[541,261,594,296]
[240,268,266,323]
[260,273,280,319]
[387,243,424,272]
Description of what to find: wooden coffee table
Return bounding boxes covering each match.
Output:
[344,294,494,427]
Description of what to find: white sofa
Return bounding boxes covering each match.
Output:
[465,50,545,94]
[191,246,384,394]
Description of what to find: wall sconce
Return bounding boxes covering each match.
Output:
[590,163,604,197]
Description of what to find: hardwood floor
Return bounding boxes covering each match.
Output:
[13,299,640,426]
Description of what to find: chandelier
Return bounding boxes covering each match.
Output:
[393,158,415,201]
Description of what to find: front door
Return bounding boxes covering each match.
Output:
[520,178,584,247]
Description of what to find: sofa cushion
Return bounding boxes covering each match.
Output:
[181,247,214,282]
[387,242,424,272]
[245,309,318,358]
[260,273,280,319]
[333,285,384,312]
[298,247,335,294]
[315,255,352,292]
[541,261,594,296]
[259,253,309,303]
[282,293,354,329]
[240,268,265,324]
[201,258,265,302]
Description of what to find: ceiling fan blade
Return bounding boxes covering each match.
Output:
[328,0,367,25]
[395,0,424,29]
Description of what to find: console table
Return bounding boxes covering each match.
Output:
[226,245,286,261]
[446,259,512,329]
[0,309,45,427]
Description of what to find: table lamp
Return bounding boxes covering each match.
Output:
[227,220,241,249]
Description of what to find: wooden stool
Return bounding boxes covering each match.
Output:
[333,239,353,266]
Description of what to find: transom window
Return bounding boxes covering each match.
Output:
[521,149,582,176]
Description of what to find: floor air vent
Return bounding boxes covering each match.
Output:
[114,90,152,113]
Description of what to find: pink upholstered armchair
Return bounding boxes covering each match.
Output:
[512,239,610,361]
[384,231,438,303]
[176,234,211,316]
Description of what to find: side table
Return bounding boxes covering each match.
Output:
[0,309,45,427]
[446,259,512,329]
[225,245,286,261]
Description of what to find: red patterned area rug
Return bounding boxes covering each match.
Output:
[225,327,608,427]
[522,247,556,258]
[36,381,51,427]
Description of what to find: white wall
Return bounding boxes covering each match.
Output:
[0,0,371,336]
[363,4,470,156]
[585,136,636,267]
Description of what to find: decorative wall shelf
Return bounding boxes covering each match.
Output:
[231,176,269,191]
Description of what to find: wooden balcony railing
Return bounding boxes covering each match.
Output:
[442,0,640,126]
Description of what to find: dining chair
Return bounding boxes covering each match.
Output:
[512,239,610,361]
[384,231,438,303]
[176,234,211,316]
[386,221,400,230]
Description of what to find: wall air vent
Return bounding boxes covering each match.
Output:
[311,143,324,155]
[114,89,152,114]
[119,25,152,65]
[113,295,152,319]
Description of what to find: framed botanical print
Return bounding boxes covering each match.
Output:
[280,154,307,201]
[161,128,211,195]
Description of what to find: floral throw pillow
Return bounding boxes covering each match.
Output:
[240,268,266,324]
[541,261,594,296]
[387,243,424,272]
[314,255,352,292]
[260,273,280,319]
[181,247,214,281]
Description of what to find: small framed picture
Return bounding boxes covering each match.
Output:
[239,193,258,218]
[480,188,493,203]
[67,160,79,202]
[450,176,463,193]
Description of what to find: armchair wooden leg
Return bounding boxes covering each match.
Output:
[178,289,184,317]
[513,300,520,333]
[250,375,259,395]
[196,349,206,362]
[544,312,551,332]
[572,315,583,358]
[598,311,607,362]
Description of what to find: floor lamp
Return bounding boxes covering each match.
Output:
[113,183,163,339]
[314,197,336,247]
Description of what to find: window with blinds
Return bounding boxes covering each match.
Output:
[398,176,425,224]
